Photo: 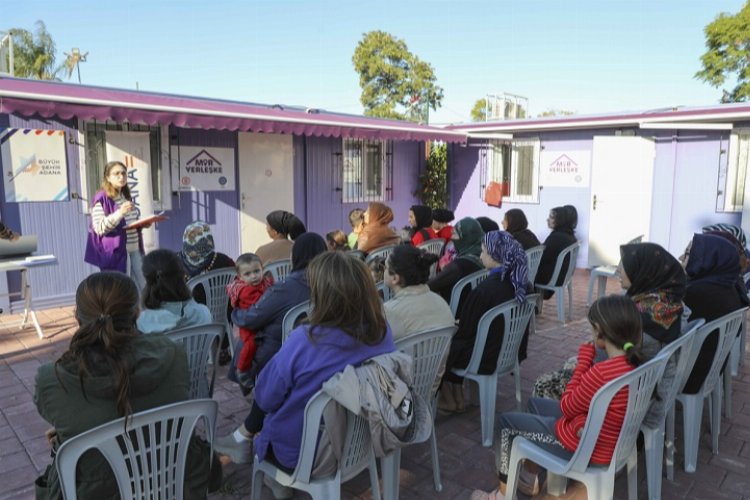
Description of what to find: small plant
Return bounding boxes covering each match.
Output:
[416,141,447,209]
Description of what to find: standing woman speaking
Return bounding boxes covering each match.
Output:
[84,161,148,290]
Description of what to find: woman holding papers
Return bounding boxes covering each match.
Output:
[84,161,148,289]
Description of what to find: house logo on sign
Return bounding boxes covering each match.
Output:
[549,154,578,173]
[185,149,223,174]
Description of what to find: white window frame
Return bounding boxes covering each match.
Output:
[342,138,386,203]
[718,129,750,213]
[486,138,540,203]
[77,120,172,214]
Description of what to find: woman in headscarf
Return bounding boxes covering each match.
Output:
[408,204,438,246]
[439,230,530,413]
[502,208,541,250]
[255,210,307,264]
[429,217,485,311]
[215,232,328,464]
[431,208,455,243]
[357,202,401,254]
[535,206,577,299]
[682,234,749,393]
[476,216,500,233]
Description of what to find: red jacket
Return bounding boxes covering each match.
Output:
[436,225,453,243]
[411,227,438,246]
[227,276,273,372]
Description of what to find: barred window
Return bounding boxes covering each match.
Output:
[341,138,392,203]
[480,138,540,203]
[718,130,750,213]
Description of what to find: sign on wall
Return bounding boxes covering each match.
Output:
[539,150,591,188]
[0,128,69,202]
[174,146,236,192]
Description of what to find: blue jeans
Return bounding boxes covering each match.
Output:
[128,250,146,291]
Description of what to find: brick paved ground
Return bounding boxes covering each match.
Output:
[1,272,749,499]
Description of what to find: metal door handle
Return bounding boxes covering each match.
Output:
[593,194,597,210]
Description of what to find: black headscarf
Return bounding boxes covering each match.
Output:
[267,210,307,240]
[687,234,750,306]
[432,208,454,223]
[504,209,529,234]
[291,232,327,271]
[410,205,433,230]
[476,216,500,233]
[620,242,686,343]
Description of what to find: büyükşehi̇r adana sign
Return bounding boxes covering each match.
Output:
[0,128,69,202]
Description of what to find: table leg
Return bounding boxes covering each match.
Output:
[19,269,43,339]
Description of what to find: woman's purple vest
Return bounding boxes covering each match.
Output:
[84,191,129,273]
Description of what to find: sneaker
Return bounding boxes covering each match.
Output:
[213,432,252,464]
[218,348,232,366]
[263,475,293,499]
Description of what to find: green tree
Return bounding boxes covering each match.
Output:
[353,31,444,121]
[696,2,750,102]
[470,98,488,121]
[8,21,62,80]
[415,142,448,208]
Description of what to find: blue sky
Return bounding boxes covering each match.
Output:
[4,0,747,124]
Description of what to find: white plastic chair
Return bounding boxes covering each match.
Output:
[348,250,366,261]
[417,238,446,278]
[365,244,399,265]
[166,323,224,399]
[281,300,311,343]
[250,390,381,500]
[673,308,747,473]
[187,268,236,357]
[448,269,490,317]
[535,242,580,325]
[524,245,545,285]
[380,326,457,497]
[587,235,644,305]
[451,294,538,447]
[265,259,292,283]
[640,319,703,500]
[375,281,394,302]
[505,354,668,500]
[56,399,218,500]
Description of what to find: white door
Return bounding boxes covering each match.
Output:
[237,133,294,253]
[588,136,655,267]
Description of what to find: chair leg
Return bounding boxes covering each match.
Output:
[665,406,676,481]
[723,367,732,418]
[478,376,498,447]
[380,449,401,500]
[680,395,703,473]
[555,291,565,325]
[250,465,264,500]
[567,282,574,321]
[711,386,722,455]
[505,455,523,500]
[369,449,382,500]
[597,275,607,300]
[429,421,442,491]
[627,450,638,500]
[547,473,568,496]
[642,426,664,500]
[514,367,522,412]
[587,272,596,306]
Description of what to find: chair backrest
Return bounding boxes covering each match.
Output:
[187,268,235,328]
[417,238,445,257]
[465,294,538,376]
[348,250,366,261]
[525,245,545,284]
[375,281,394,302]
[395,326,457,402]
[284,389,373,485]
[282,300,311,343]
[685,308,747,397]
[265,259,293,283]
[365,244,399,265]
[539,242,580,288]
[56,399,218,500]
[165,323,224,399]
[448,269,490,317]
[566,355,667,475]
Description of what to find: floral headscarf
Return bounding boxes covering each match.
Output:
[483,230,528,303]
[179,221,216,277]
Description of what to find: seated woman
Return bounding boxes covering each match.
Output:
[471,295,645,500]
[325,229,349,251]
[682,233,749,393]
[502,209,541,250]
[384,245,455,341]
[256,210,307,264]
[215,251,395,471]
[408,205,438,246]
[34,272,219,499]
[357,202,401,254]
[534,206,577,299]
[137,249,212,334]
[428,217,485,312]
[440,230,530,413]
[476,216,500,233]
[431,208,455,243]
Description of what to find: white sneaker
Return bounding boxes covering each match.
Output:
[213,432,252,464]
[263,475,293,499]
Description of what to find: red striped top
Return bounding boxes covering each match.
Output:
[555,343,634,465]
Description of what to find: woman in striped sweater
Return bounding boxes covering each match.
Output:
[84,161,148,290]
[471,295,645,500]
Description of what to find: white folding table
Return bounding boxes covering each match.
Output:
[0,254,57,338]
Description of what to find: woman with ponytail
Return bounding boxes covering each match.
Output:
[255,210,307,264]
[34,272,219,499]
[137,249,212,334]
[471,295,645,500]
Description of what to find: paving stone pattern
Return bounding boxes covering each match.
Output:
[1,272,749,499]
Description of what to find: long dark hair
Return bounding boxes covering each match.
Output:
[266,210,306,240]
[307,252,386,345]
[57,272,140,418]
[142,249,192,309]
[387,244,438,287]
[588,295,644,367]
[101,161,132,200]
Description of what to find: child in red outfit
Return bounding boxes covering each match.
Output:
[227,253,273,387]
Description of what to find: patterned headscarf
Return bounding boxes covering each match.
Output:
[179,221,216,277]
[483,230,528,303]
[702,223,747,248]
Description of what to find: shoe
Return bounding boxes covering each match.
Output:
[263,475,293,499]
[218,348,232,366]
[470,487,505,500]
[213,432,252,464]
[518,468,540,496]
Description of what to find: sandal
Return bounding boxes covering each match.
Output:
[469,487,505,500]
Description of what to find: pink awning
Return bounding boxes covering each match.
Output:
[0,78,467,143]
